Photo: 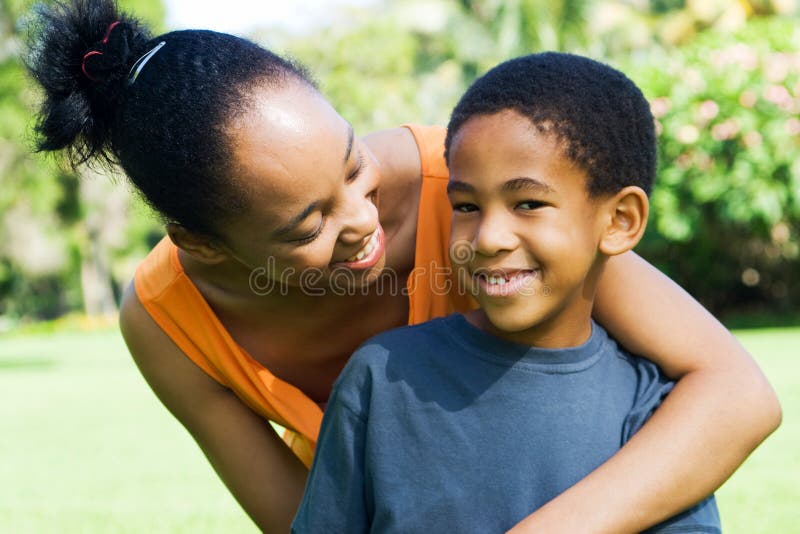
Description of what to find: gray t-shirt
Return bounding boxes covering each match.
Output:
[293,315,721,533]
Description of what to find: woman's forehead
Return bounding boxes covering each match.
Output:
[226,83,352,222]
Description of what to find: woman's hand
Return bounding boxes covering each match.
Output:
[507,251,781,533]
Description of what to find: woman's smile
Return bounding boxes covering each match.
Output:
[332,225,385,270]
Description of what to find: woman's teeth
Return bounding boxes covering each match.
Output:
[345,231,378,262]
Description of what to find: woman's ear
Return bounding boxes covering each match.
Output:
[166,222,229,264]
[598,186,649,256]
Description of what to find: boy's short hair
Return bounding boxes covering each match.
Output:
[444,52,657,196]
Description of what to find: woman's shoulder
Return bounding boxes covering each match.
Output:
[119,281,227,411]
[364,127,421,187]
[364,125,448,185]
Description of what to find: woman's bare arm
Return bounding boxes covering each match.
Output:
[119,284,308,533]
[508,251,781,533]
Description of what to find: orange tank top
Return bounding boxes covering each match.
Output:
[134,124,476,467]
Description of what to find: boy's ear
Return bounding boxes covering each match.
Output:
[166,222,229,264]
[598,186,649,256]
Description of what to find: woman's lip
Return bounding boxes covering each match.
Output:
[330,226,385,270]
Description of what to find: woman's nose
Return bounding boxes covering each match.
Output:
[338,191,378,245]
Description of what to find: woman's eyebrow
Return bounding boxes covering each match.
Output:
[343,123,354,164]
[273,201,320,238]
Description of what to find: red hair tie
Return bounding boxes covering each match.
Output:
[81,20,121,82]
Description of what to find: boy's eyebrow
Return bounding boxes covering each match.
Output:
[446,180,474,194]
[447,177,555,195]
[503,177,554,193]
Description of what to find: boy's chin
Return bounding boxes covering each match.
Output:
[479,306,543,336]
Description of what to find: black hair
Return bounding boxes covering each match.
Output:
[445,52,656,196]
[25,0,314,236]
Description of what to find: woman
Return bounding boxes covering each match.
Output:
[26,0,780,532]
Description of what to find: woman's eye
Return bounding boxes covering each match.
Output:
[452,202,478,213]
[347,152,367,182]
[292,219,325,245]
[517,200,546,210]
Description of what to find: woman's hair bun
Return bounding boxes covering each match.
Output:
[80,21,137,84]
[25,0,151,166]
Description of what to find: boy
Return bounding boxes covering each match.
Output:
[292,53,721,533]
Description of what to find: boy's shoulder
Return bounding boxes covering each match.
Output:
[330,316,454,416]
[335,317,451,378]
[344,316,452,372]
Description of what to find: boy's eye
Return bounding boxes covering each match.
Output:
[517,200,546,210]
[452,202,479,213]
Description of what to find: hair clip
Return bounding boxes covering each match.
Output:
[81,20,121,82]
[127,41,166,86]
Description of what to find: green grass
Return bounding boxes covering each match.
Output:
[715,328,800,533]
[0,329,257,533]
[0,327,797,532]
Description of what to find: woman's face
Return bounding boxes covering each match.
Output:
[219,80,387,293]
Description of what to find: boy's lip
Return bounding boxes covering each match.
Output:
[470,267,539,278]
[330,226,385,270]
[470,268,540,297]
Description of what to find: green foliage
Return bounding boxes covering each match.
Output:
[629,16,800,313]
[0,0,166,321]
[289,18,424,133]
[3,0,799,320]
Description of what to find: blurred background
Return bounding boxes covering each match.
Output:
[1,0,798,532]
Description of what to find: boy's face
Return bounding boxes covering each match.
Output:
[447,110,609,348]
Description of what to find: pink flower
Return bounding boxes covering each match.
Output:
[711,119,739,141]
[743,131,762,148]
[739,90,757,108]
[677,124,700,144]
[650,97,671,118]
[766,54,790,83]
[676,153,693,169]
[714,44,758,71]
[765,85,791,106]
[699,100,720,121]
[786,118,800,136]
[771,222,790,245]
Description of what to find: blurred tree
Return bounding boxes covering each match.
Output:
[630,15,800,313]
[4,0,799,322]
[0,0,165,323]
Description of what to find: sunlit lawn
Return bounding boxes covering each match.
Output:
[0,326,797,533]
[0,329,257,533]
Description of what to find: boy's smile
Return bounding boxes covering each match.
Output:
[447,109,611,348]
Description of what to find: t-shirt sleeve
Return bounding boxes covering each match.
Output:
[642,497,721,533]
[622,357,722,534]
[621,356,675,442]
[291,371,371,533]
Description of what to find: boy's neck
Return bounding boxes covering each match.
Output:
[464,306,594,349]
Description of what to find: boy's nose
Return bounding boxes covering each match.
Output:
[473,212,517,257]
